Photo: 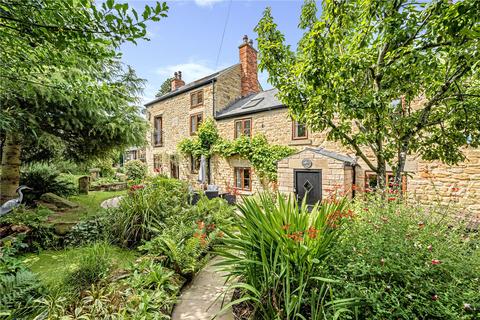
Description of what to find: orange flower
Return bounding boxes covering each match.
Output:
[207,223,216,231]
[197,220,205,230]
[307,226,318,239]
[217,231,224,238]
[282,224,291,231]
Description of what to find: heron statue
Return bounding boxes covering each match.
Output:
[0,185,32,217]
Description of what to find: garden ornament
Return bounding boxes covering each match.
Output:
[0,185,32,216]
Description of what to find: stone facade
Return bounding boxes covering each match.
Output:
[144,36,480,221]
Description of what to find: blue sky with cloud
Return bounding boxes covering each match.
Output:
[120,0,307,105]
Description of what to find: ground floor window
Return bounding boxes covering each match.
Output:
[190,155,200,173]
[153,154,162,173]
[234,167,251,191]
[365,171,407,192]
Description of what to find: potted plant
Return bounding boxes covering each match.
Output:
[222,183,240,205]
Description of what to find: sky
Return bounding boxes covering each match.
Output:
[120,0,308,105]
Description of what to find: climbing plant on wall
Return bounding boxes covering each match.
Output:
[178,119,294,181]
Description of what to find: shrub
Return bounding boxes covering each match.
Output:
[20,162,77,200]
[110,176,189,246]
[94,158,116,178]
[139,195,234,277]
[0,238,44,318]
[63,242,112,291]
[124,160,147,181]
[64,216,110,247]
[217,193,357,319]
[323,198,480,319]
[0,206,60,250]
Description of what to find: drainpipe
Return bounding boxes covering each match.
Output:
[210,79,215,185]
[352,164,356,199]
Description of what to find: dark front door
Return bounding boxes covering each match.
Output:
[295,170,322,206]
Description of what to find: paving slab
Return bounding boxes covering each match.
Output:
[172,256,233,320]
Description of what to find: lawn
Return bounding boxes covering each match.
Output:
[22,244,138,288]
[47,190,127,224]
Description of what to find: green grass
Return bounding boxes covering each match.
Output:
[22,244,138,288]
[47,190,127,224]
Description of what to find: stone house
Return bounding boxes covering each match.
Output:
[145,35,480,220]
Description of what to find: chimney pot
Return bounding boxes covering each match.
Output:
[171,71,185,91]
[239,35,259,97]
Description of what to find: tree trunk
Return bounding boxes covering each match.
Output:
[376,159,387,192]
[0,132,22,201]
[393,139,410,196]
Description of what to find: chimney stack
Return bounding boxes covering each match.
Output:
[171,71,185,91]
[239,35,260,97]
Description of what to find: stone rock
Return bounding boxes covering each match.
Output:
[115,173,127,182]
[89,168,100,181]
[78,176,90,195]
[40,193,78,209]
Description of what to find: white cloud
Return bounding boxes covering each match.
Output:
[194,0,225,7]
[155,61,217,84]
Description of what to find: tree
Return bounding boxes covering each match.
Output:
[155,77,174,97]
[0,0,169,200]
[256,0,480,190]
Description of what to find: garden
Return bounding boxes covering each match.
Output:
[0,159,235,319]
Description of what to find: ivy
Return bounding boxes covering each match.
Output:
[179,119,294,182]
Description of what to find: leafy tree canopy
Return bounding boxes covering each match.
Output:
[256,0,480,188]
[155,77,173,97]
[0,0,168,199]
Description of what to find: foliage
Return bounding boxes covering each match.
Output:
[64,216,110,247]
[323,198,480,319]
[18,133,65,164]
[94,158,116,178]
[0,238,44,319]
[110,176,189,246]
[0,206,60,251]
[124,160,148,182]
[140,196,234,277]
[255,0,480,188]
[217,193,357,319]
[20,162,77,199]
[214,134,294,181]
[63,242,113,292]
[178,118,219,157]
[155,77,174,97]
[0,0,169,198]
[179,120,294,181]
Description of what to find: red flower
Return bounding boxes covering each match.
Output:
[431,259,441,265]
[130,184,144,191]
[307,226,318,239]
[452,187,460,192]
[388,197,396,201]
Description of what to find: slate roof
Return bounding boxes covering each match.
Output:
[215,88,286,120]
[303,148,357,166]
[144,64,240,107]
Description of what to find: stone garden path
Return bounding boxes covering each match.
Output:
[172,256,233,320]
[100,195,233,319]
[100,196,123,209]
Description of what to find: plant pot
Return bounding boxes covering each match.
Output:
[221,194,236,205]
[205,190,219,200]
[190,192,201,205]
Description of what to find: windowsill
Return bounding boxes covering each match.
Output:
[289,139,312,146]
[191,104,203,108]
[153,144,163,148]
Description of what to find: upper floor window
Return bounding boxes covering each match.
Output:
[190,113,203,135]
[292,121,307,140]
[190,155,200,173]
[191,90,204,108]
[234,167,252,191]
[234,118,252,138]
[153,116,163,146]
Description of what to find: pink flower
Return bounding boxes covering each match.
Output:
[380,258,385,266]
[427,245,433,251]
[431,259,441,265]
[432,294,439,301]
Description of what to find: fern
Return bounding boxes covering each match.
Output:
[0,270,43,318]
